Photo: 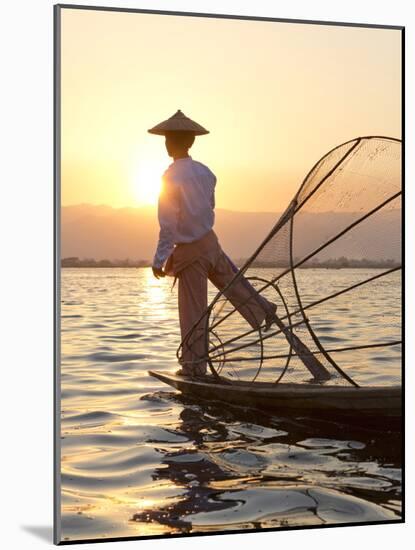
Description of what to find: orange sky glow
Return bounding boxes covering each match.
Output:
[60,8,401,212]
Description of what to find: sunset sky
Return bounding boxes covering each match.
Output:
[60,8,401,212]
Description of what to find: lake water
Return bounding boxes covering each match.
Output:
[60,267,402,542]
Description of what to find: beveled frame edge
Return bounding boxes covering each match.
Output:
[52,3,405,545]
[53,4,62,545]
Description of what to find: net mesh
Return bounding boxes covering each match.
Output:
[178,137,401,387]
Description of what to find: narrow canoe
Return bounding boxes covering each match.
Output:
[148,370,402,422]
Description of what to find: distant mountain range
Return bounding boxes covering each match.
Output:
[61,203,401,263]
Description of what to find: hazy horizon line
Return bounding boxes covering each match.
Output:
[61,202,401,216]
[61,202,283,215]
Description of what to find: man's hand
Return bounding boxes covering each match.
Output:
[152,266,166,279]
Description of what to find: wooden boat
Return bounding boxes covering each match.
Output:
[149,370,402,424]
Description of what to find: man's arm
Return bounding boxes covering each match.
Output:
[152,175,179,275]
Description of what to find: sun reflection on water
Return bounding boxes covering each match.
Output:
[141,267,175,321]
[60,268,401,541]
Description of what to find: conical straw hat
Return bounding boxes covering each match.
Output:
[148,109,209,136]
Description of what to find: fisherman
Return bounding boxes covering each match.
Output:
[148,110,277,377]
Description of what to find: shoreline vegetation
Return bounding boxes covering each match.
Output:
[61,256,400,269]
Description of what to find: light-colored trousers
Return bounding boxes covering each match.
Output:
[164,230,275,375]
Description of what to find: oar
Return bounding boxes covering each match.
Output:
[267,313,332,381]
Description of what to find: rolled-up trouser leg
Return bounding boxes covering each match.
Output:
[178,261,208,375]
[209,251,276,330]
[224,253,277,316]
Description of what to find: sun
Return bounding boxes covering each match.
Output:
[133,159,166,206]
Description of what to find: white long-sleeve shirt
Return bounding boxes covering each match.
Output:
[152,156,217,269]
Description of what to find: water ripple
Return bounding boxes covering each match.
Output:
[60,268,401,541]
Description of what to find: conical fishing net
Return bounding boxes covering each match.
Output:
[178,137,401,387]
